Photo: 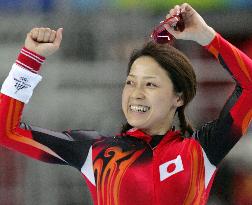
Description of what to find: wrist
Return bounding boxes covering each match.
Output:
[16,47,46,73]
[197,26,216,46]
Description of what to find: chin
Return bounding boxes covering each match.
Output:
[127,119,150,130]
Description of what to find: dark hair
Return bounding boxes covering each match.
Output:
[121,41,197,136]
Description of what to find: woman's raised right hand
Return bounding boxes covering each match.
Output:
[165,3,216,46]
[25,27,63,57]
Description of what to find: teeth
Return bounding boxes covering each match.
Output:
[129,105,150,113]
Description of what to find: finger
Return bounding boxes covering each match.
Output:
[37,28,45,42]
[169,8,176,17]
[170,5,180,16]
[180,3,195,17]
[49,30,56,43]
[174,5,180,15]
[53,28,63,48]
[43,28,52,42]
[181,3,193,12]
[180,3,187,13]
[31,28,39,41]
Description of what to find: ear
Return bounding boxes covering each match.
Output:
[175,92,184,107]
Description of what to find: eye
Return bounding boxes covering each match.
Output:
[146,82,158,87]
[125,80,134,86]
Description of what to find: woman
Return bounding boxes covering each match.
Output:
[0,3,251,205]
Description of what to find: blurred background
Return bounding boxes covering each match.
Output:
[0,0,252,204]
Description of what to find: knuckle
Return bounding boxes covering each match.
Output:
[39,27,46,33]
[33,28,39,34]
[175,5,180,11]
[45,28,51,33]
[182,3,189,7]
[51,30,56,36]
[37,30,43,35]
[31,27,38,32]
[29,28,36,36]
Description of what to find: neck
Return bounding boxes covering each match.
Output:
[142,113,175,136]
[142,125,173,136]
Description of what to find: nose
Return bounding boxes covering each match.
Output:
[131,87,145,100]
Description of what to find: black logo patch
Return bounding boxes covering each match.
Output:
[14,77,31,93]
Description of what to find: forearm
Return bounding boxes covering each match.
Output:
[0,46,44,144]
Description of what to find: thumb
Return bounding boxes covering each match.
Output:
[53,28,63,47]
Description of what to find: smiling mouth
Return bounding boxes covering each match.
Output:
[129,105,151,113]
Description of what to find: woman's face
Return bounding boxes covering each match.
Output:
[122,56,183,135]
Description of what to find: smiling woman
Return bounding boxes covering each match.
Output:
[0,2,252,205]
[123,55,181,135]
[122,42,196,136]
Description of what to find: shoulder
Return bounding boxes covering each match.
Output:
[64,129,109,142]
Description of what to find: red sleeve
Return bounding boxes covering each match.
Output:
[0,93,67,164]
[205,33,252,135]
[194,34,252,166]
[0,48,67,164]
[0,48,103,169]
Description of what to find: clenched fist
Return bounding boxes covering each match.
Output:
[25,27,63,57]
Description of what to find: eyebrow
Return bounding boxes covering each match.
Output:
[128,74,157,79]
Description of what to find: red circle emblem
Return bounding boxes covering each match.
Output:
[167,163,176,173]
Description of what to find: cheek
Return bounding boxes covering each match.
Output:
[152,96,169,111]
[121,87,129,112]
[150,92,175,111]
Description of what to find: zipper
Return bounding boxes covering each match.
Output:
[146,142,158,205]
[153,145,159,205]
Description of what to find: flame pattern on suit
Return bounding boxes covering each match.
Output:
[93,145,145,205]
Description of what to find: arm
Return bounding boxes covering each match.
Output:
[204,33,252,129]
[0,28,100,169]
[194,33,252,165]
[167,4,252,165]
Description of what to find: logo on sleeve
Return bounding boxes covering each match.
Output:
[14,77,31,93]
[159,155,184,181]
